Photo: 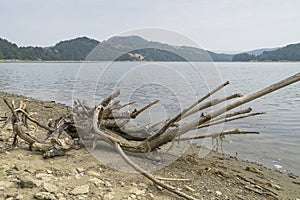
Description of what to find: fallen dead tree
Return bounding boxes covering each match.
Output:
[1,72,299,199]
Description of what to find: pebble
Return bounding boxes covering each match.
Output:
[15,195,23,200]
[156,185,162,191]
[0,181,14,189]
[76,168,85,174]
[43,182,58,193]
[216,191,222,196]
[69,169,77,176]
[36,173,53,181]
[104,181,112,187]
[17,154,24,160]
[89,177,104,187]
[184,185,196,192]
[33,180,43,187]
[87,171,101,178]
[46,170,53,174]
[120,181,125,187]
[13,164,22,171]
[77,195,87,200]
[69,184,89,195]
[18,175,36,188]
[138,183,147,188]
[245,166,262,174]
[34,192,56,200]
[102,192,114,200]
[24,169,36,174]
[75,174,82,179]
[5,194,24,200]
[56,193,65,199]
[131,183,138,187]
[129,187,145,196]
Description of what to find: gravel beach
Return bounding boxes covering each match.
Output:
[0,92,299,200]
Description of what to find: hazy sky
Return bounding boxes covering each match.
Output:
[1,0,300,52]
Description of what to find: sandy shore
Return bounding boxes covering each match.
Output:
[0,92,299,200]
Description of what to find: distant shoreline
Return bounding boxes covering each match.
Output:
[1,60,300,63]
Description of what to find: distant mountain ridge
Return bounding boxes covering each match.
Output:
[0,36,233,61]
[233,43,300,61]
[245,47,279,56]
[1,36,299,62]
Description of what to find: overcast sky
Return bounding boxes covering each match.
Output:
[1,0,300,52]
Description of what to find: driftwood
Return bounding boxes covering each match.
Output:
[1,72,299,199]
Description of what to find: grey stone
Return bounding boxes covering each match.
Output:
[129,187,145,196]
[43,182,58,193]
[102,192,114,200]
[89,177,104,187]
[69,184,89,195]
[18,175,36,188]
[77,195,87,200]
[87,171,101,178]
[104,181,112,187]
[35,173,53,181]
[138,183,147,188]
[15,194,24,200]
[120,181,125,187]
[0,181,15,189]
[76,168,85,174]
[34,192,56,200]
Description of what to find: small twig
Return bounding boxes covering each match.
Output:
[130,100,159,118]
[156,177,191,182]
[178,129,259,141]
[197,112,266,129]
[120,101,136,109]
[209,107,252,123]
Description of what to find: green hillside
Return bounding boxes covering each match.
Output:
[1,35,233,61]
[233,43,300,61]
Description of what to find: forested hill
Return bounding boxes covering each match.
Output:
[232,43,300,61]
[0,36,233,62]
[0,37,99,61]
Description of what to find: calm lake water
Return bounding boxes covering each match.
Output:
[0,62,299,175]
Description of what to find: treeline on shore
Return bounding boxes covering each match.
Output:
[1,36,300,62]
[232,43,300,61]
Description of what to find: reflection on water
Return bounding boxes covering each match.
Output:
[0,62,299,175]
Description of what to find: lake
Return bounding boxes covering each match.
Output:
[0,62,299,175]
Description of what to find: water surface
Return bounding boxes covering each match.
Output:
[0,62,299,175]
